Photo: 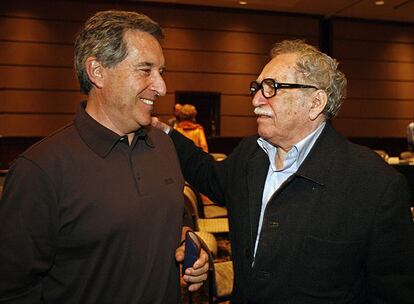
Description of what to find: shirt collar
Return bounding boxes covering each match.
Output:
[257,122,326,171]
[74,101,153,158]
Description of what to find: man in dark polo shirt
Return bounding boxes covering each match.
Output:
[0,11,207,303]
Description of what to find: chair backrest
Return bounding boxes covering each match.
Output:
[373,150,389,161]
[400,151,414,160]
[210,153,227,161]
[197,217,229,234]
[184,183,204,218]
[184,183,229,233]
[213,261,233,301]
[195,231,218,257]
[195,232,233,303]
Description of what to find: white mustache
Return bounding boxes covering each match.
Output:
[254,107,272,117]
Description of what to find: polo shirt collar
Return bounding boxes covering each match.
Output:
[74,101,152,158]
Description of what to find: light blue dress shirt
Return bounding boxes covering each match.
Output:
[253,122,326,259]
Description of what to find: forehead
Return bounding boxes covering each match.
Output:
[260,53,299,81]
[123,30,164,65]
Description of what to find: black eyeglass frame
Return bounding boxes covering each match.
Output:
[250,78,318,99]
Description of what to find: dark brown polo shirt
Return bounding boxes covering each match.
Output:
[0,102,185,303]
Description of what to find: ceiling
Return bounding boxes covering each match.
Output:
[135,0,414,23]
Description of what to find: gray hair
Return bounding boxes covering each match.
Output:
[271,40,347,119]
[74,10,164,94]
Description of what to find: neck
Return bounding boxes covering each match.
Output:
[86,91,132,138]
[275,147,289,170]
[127,133,135,145]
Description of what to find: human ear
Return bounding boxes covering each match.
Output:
[309,90,328,120]
[85,57,104,89]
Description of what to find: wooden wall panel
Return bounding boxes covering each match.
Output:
[333,20,414,43]
[0,66,78,90]
[0,41,74,66]
[221,116,257,137]
[0,17,79,43]
[164,49,267,74]
[152,93,253,117]
[0,16,314,56]
[2,42,268,74]
[0,91,82,113]
[146,6,320,36]
[332,19,414,139]
[156,114,174,125]
[163,27,317,54]
[333,40,414,62]
[0,1,319,36]
[347,79,414,100]
[0,0,320,160]
[154,94,256,133]
[221,95,253,116]
[339,99,414,119]
[340,60,414,81]
[0,1,413,163]
[164,72,252,94]
[152,93,175,115]
[333,118,412,138]
[0,1,122,20]
[0,114,74,137]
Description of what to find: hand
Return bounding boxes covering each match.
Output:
[176,241,209,292]
[151,117,171,134]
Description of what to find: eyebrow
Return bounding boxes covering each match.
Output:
[134,61,166,71]
[134,62,154,68]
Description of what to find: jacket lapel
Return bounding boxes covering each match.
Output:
[246,146,269,254]
[296,122,343,185]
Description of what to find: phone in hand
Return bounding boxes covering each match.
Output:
[182,231,201,276]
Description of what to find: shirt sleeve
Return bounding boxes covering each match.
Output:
[367,173,414,303]
[0,157,58,303]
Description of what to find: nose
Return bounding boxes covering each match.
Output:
[252,90,267,108]
[151,72,167,97]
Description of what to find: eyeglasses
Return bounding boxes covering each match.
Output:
[250,78,318,99]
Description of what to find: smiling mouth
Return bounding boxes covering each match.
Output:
[140,98,154,106]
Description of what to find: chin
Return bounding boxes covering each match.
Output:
[258,127,278,142]
[137,117,152,128]
[257,126,269,138]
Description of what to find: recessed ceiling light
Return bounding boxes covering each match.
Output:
[239,1,247,5]
[375,0,385,5]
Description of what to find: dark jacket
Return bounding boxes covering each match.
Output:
[171,123,414,304]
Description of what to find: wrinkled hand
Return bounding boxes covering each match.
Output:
[175,243,209,292]
[151,117,171,134]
